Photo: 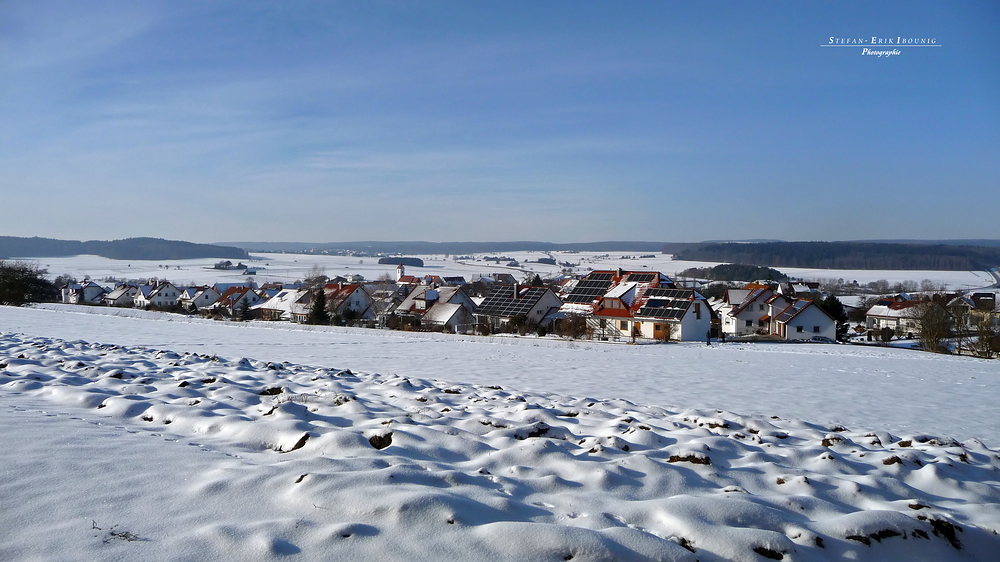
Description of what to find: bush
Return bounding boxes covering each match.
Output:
[0,260,58,306]
[879,326,895,344]
[536,326,547,337]
[555,313,588,339]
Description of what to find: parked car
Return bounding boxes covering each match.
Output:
[809,335,838,344]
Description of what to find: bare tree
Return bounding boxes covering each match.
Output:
[950,303,971,355]
[912,301,955,353]
[303,264,328,289]
[366,273,398,327]
[969,312,999,359]
[848,295,878,324]
[869,279,891,294]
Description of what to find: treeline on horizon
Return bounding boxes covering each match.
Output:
[672,242,1000,271]
[0,237,249,261]
[235,240,683,254]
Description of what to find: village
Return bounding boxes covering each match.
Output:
[56,259,1000,357]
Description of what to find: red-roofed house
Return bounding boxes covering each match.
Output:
[323,283,375,321]
[211,286,265,316]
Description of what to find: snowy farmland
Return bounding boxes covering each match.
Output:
[19,251,995,291]
[2,305,999,561]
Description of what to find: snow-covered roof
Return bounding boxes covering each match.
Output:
[558,302,594,315]
[103,285,136,300]
[604,281,636,300]
[866,304,916,319]
[422,303,463,325]
[725,289,752,305]
[729,288,771,315]
[396,286,465,314]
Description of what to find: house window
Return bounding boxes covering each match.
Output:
[759,304,765,311]
[695,302,701,319]
[654,324,661,332]
[796,326,804,332]
[620,321,628,330]
[745,320,752,327]
[813,326,820,333]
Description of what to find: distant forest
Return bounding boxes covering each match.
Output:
[230,240,680,254]
[0,237,249,261]
[377,257,425,267]
[672,242,1000,271]
[677,264,787,282]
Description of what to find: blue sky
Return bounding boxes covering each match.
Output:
[1,1,997,244]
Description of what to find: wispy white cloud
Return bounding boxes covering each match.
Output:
[0,2,160,71]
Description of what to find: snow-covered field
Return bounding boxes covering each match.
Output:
[19,251,994,291]
[2,305,999,561]
[7,304,1000,444]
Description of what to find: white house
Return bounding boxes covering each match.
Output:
[721,285,775,337]
[61,281,107,305]
[392,285,478,332]
[254,289,310,321]
[865,295,921,335]
[134,282,181,309]
[178,286,221,311]
[630,288,713,342]
[101,285,137,307]
[771,299,836,341]
[324,283,376,321]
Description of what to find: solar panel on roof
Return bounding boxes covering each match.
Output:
[637,306,687,319]
[627,273,655,283]
[477,287,550,317]
[563,274,615,303]
[775,300,809,323]
[645,288,691,300]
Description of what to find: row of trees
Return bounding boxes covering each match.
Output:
[675,241,1000,271]
[871,300,999,358]
[815,277,949,296]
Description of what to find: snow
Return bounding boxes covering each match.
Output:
[9,304,1000,444]
[21,252,994,292]
[2,304,1000,560]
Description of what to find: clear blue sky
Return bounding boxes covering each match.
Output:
[2,1,997,244]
